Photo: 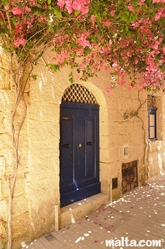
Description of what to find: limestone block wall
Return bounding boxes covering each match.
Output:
[0,50,38,248]
[0,48,161,249]
[148,140,165,177]
[104,84,148,200]
[24,66,62,241]
[0,90,31,248]
[148,95,165,177]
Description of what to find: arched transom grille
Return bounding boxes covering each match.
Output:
[62,84,97,104]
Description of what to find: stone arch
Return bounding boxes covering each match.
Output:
[60,81,110,195]
[59,81,111,228]
[61,83,98,104]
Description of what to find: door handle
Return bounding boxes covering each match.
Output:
[63,144,70,148]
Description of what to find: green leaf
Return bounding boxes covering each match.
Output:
[120,10,130,23]
[54,8,62,19]
[69,72,74,83]
[30,75,37,80]
[74,10,80,16]
[130,13,138,22]
[84,47,91,56]
[47,0,51,4]
[37,0,44,4]
[2,0,8,5]
[2,43,12,53]
[0,28,8,35]
[47,64,60,72]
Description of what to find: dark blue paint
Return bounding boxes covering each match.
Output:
[73,178,79,190]
[60,102,100,207]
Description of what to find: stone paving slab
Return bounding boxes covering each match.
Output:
[26,175,165,249]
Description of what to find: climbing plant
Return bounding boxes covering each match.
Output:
[0,0,165,90]
[0,0,165,248]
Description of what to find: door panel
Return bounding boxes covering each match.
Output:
[60,102,100,207]
[85,118,94,178]
[60,110,75,194]
[82,113,98,186]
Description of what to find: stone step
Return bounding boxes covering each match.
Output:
[60,193,109,228]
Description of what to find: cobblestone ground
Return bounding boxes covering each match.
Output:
[26,175,165,249]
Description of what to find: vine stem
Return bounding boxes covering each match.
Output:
[7,94,27,249]
[136,90,148,184]
[6,40,47,249]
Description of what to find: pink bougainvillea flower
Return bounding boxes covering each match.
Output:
[81,6,89,15]
[110,10,115,16]
[94,240,99,243]
[47,67,53,73]
[128,85,133,90]
[15,24,22,34]
[84,0,90,4]
[106,87,111,94]
[106,225,114,230]
[39,16,47,23]
[57,0,65,8]
[4,5,9,10]
[154,12,161,21]
[14,37,27,47]
[102,20,111,27]
[12,7,22,15]
[138,0,146,6]
[91,14,96,24]
[42,4,47,9]
[29,0,36,5]
[72,0,82,10]
[24,6,31,13]
[66,1,73,14]
[112,62,118,68]
[163,46,165,55]
[128,5,134,11]
[106,226,111,230]
[99,208,103,212]
[134,58,139,65]
[153,0,165,3]
[77,34,90,47]
[57,0,90,14]
[26,20,33,28]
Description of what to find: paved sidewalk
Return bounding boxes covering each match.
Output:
[26,175,165,249]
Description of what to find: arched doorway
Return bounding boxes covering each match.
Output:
[60,84,100,207]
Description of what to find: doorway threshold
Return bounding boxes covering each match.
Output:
[60,193,109,228]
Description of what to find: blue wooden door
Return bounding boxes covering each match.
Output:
[60,102,100,207]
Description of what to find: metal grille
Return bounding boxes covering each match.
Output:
[122,160,138,194]
[62,84,97,104]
